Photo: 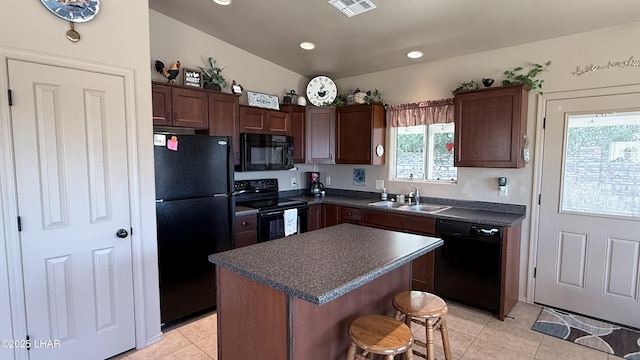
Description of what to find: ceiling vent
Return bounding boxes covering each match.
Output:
[328,0,376,17]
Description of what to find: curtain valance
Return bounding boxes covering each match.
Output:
[385,98,455,127]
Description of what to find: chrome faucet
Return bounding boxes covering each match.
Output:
[409,184,420,205]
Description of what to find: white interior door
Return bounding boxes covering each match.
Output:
[535,92,640,328]
[8,59,135,359]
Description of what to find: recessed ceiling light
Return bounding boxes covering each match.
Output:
[213,0,231,5]
[407,51,424,59]
[300,42,316,50]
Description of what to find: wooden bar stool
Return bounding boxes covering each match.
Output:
[392,291,452,360]
[347,314,414,360]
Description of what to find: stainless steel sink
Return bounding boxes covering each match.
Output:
[368,200,407,209]
[368,201,450,213]
[409,204,451,213]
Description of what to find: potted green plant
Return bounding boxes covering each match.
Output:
[452,80,481,94]
[502,61,551,94]
[199,57,227,91]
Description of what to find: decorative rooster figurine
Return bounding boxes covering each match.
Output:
[154,60,181,83]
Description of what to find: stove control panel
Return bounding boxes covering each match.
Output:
[234,178,279,193]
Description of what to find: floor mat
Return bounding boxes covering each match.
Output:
[532,307,640,359]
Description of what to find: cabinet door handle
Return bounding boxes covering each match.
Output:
[166,111,171,121]
[241,221,247,226]
[348,212,352,216]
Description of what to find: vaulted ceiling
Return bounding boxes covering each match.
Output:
[149,0,640,79]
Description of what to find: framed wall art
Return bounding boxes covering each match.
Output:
[183,68,202,88]
[247,91,279,110]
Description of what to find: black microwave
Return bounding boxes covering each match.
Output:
[240,133,294,171]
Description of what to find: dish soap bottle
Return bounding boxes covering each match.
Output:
[381,188,388,201]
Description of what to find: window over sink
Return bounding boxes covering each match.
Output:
[392,123,457,181]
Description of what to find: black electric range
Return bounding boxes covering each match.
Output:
[234,179,307,211]
[234,179,308,242]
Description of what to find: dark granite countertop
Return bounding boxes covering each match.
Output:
[209,223,442,305]
[234,205,258,216]
[283,195,525,227]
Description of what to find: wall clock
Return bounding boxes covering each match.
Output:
[306,76,337,106]
[41,0,100,23]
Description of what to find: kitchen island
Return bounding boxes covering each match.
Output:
[208,223,443,360]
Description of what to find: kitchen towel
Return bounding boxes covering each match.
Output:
[284,208,298,236]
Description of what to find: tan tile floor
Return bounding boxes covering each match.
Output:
[111,302,625,360]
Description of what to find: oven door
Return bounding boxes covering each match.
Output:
[258,207,308,242]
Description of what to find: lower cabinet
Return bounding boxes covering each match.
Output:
[307,204,322,232]
[339,206,361,224]
[234,213,257,249]
[359,208,436,292]
[321,204,339,228]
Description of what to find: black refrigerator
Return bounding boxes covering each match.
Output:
[154,133,234,326]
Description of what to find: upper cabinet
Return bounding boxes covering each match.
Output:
[152,83,208,129]
[197,92,241,165]
[280,104,306,163]
[454,85,529,168]
[336,104,386,165]
[239,105,290,135]
[306,106,336,164]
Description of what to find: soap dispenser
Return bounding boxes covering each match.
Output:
[381,188,388,201]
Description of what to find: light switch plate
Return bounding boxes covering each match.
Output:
[499,185,508,197]
[291,177,297,187]
[326,177,331,186]
[375,180,385,190]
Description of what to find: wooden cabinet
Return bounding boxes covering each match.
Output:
[335,104,386,165]
[196,92,241,165]
[280,104,306,163]
[500,222,522,321]
[234,213,257,249]
[307,204,322,232]
[239,105,290,135]
[152,83,208,129]
[339,206,361,224]
[321,204,339,228]
[152,84,172,125]
[360,209,436,292]
[306,106,336,164]
[454,84,529,168]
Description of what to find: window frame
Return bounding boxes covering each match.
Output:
[390,124,457,183]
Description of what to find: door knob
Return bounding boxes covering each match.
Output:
[116,229,129,238]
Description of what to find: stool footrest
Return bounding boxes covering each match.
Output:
[411,317,442,329]
[412,348,428,359]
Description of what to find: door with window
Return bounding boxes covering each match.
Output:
[9,59,135,359]
[535,92,640,328]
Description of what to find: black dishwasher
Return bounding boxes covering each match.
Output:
[434,219,502,314]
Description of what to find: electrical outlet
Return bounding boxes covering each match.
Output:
[326,176,331,186]
[375,180,385,190]
[499,185,508,197]
[291,177,297,187]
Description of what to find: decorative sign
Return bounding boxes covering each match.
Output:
[572,56,640,76]
[353,168,365,186]
[183,68,202,87]
[247,91,279,110]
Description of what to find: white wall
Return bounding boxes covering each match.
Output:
[150,10,309,100]
[149,10,314,190]
[332,21,640,298]
[0,0,161,354]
